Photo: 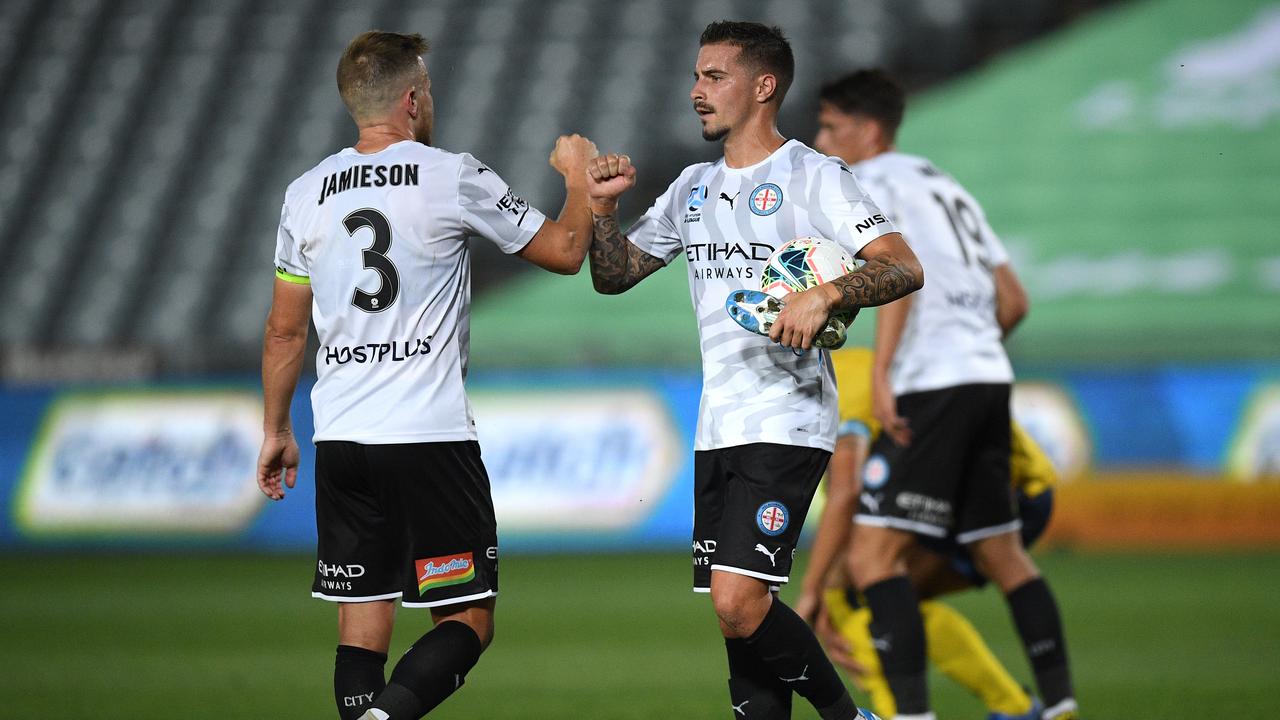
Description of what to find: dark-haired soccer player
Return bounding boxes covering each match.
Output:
[813,69,1080,720]
[256,31,598,720]
[584,22,921,720]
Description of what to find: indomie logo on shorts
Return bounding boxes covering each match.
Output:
[756,501,789,536]
[415,553,475,596]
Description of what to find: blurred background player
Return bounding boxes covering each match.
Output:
[256,31,598,720]
[809,69,1079,720]
[797,348,1057,720]
[798,69,1060,720]
[582,21,921,720]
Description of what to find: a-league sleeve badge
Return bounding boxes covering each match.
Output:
[687,184,708,212]
[756,501,789,536]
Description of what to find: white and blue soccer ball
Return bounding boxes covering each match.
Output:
[760,236,859,301]
[759,236,862,348]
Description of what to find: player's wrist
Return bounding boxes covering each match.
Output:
[563,166,589,191]
[588,198,619,216]
[819,282,841,311]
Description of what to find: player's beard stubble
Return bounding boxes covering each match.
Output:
[413,87,433,145]
[695,102,729,142]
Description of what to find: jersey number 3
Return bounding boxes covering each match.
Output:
[344,208,399,313]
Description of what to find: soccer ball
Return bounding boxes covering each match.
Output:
[761,236,858,299]
[759,237,861,347]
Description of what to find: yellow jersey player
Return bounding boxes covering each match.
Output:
[796,347,1056,720]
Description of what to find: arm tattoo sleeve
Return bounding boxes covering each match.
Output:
[588,213,666,294]
[830,255,922,310]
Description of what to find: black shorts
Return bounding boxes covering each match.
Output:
[312,440,498,608]
[855,384,1019,543]
[918,489,1055,587]
[693,443,830,591]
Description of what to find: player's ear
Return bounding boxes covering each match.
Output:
[756,73,777,104]
[406,87,419,118]
[865,117,887,147]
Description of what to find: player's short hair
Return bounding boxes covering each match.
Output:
[336,30,429,121]
[819,69,906,140]
[699,21,794,106]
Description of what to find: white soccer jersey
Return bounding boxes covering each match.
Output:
[274,140,546,443]
[853,151,1014,396]
[629,140,896,452]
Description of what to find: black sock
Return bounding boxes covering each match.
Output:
[725,637,792,719]
[744,598,859,719]
[1007,577,1074,708]
[334,645,387,720]
[862,576,929,715]
[373,621,483,719]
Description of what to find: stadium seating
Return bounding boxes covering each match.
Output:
[0,0,1073,374]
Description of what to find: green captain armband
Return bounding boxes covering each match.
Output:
[275,266,310,285]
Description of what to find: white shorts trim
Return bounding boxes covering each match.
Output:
[311,590,403,603]
[956,519,1022,545]
[400,589,497,609]
[709,564,789,584]
[854,514,948,538]
[693,586,711,594]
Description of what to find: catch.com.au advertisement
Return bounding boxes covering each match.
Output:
[0,377,698,551]
[4,368,1277,551]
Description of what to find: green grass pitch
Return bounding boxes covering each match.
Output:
[1,550,1276,718]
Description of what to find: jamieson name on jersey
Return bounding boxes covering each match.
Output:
[318,163,420,205]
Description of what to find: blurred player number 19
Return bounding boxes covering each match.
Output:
[931,192,989,268]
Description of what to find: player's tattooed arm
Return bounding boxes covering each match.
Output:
[584,152,664,294]
[772,233,920,351]
[829,232,923,310]
[588,212,666,294]
[829,255,919,309]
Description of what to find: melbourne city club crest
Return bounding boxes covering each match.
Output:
[749,183,783,216]
[756,501,789,536]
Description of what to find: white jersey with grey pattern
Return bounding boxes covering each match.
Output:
[627,139,896,452]
[274,140,546,443]
[853,151,1014,396]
